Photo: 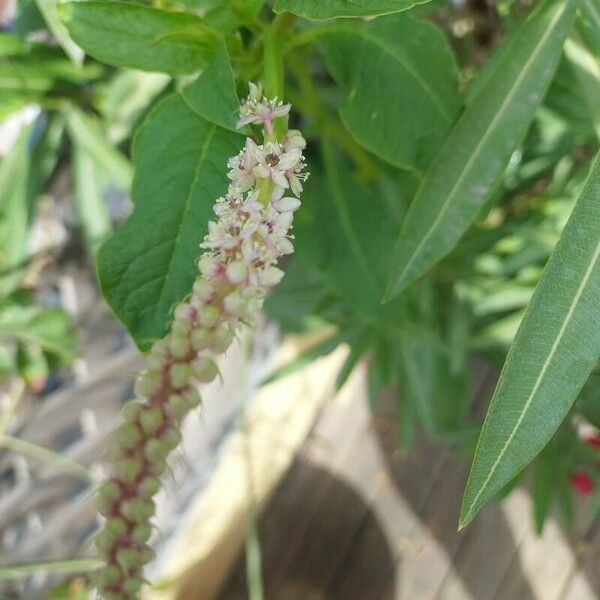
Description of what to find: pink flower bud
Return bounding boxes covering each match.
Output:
[226,260,248,284]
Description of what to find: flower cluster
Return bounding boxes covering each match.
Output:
[94,86,307,599]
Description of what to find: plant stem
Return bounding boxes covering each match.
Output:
[0,558,102,581]
[0,434,96,483]
[288,55,378,179]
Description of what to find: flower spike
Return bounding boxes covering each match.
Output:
[94,85,307,599]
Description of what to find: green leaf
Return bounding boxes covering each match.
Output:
[60,1,221,75]
[460,151,600,528]
[34,0,84,64]
[385,0,576,301]
[99,71,170,145]
[320,15,461,172]
[0,127,32,275]
[98,94,243,349]
[181,41,240,132]
[0,116,64,296]
[0,297,76,362]
[66,107,133,190]
[273,0,432,19]
[71,135,112,259]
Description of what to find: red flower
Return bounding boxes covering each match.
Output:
[585,435,600,450]
[570,471,595,495]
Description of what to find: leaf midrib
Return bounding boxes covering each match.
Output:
[151,122,217,319]
[391,1,568,294]
[464,233,600,522]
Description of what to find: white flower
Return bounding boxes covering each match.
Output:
[237,83,291,134]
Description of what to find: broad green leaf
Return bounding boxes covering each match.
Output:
[385,0,576,301]
[460,151,600,528]
[72,136,112,258]
[66,108,132,190]
[273,0,432,19]
[321,16,460,172]
[98,94,243,349]
[182,41,239,132]
[34,0,84,65]
[60,1,221,75]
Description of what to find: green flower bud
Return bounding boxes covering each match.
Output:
[172,319,189,336]
[182,387,201,409]
[138,544,156,565]
[198,305,219,328]
[135,370,162,398]
[138,475,161,498]
[116,547,139,571]
[169,332,190,359]
[95,529,115,552]
[190,327,211,351]
[210,328,234,353]
[167,394,189,420]
[131,522,153,544]
[92,564,121,589]
[161,426,182,451]
[113,457,143,485]
[122,400,143,421]
[105,516,128,538]
[191,356,218,383]
[169,363,191,389]
[145,438,170,465]
[139,406,164,436]
[122,577,144,595]
[121,497,154,523]
[97,481,121,516]
[114,422,142,451]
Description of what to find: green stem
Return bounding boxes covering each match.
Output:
[0,558,102,581]
[263,13,296,140]
[0,434,96,483]
[288,55,378,179]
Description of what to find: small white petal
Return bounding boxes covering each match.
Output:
[272,197,301,213]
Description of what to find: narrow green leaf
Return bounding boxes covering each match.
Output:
[66,107,133,190]
[34,0,84,65]
[460,152,600,528]
[273,0,432,19]
[385,0,576,301]
[98,94,243,349]
[321,15,461,172]
[260,328,358,386]
[72,137,112,258]
[60,1,221,75]
[0,127,31,275]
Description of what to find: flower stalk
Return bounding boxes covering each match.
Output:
[94,86,307,599]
